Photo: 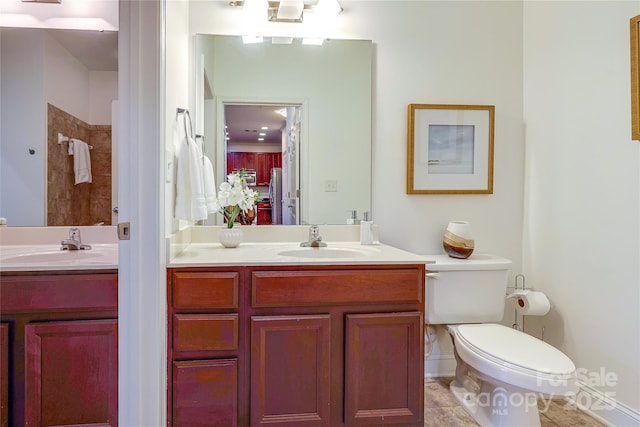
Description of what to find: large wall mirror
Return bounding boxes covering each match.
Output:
[0,27,118,227]
[194,34,372,225]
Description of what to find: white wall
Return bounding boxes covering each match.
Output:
[45,33,91,123]
[90,71,118,125]
[228,142,281,152]
[45,35,118,126]
[523,2,640,424]
[165,0,191,234]
[0,28,46,225]
[45,35,117,124]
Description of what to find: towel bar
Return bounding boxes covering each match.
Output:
[58,133,93,149]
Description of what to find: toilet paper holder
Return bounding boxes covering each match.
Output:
[505,273,529,294]
[507,274,526,332]
[505,274,551,337]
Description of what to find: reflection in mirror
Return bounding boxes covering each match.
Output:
[195,34,372,225]
[0,27,117,227]
[223,103,300,225]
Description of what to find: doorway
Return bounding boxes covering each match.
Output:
[222,103,301,225]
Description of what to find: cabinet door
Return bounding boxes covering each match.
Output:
[1,323,7,427]
[251,315,331,426]
[345,312,423,426]
[25,319,118,427]
[173,359,238,427]
[239,152,256,171]
[227,152,240,175]
[256,153,268,185]
[271,152,282,169]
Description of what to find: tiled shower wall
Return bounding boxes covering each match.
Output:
[47,103,112,226]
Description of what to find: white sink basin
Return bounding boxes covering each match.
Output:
[2,250,107,264]
[278,247,367,259]
[0,244,118,271]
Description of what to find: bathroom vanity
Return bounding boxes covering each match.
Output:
[167,229,428,427]
[0,270,118,427]
[0,226,119,427]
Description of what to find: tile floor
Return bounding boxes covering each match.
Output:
[425,377,607,427]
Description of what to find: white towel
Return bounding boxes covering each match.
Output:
[69,138,92,184]
[175,134,207,222]
[203,154,217,214]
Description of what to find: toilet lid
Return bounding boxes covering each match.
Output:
[454,324,575,376]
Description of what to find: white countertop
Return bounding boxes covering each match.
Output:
[0,225,432,271]
[0,226,119,272]
[168,240,432,267]
[0,243,118,272]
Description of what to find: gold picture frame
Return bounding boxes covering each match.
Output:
[631,15,640,140]
[407,104,494,194]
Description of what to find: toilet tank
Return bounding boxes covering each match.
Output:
[425,254,512,325]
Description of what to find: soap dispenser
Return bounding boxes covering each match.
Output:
[360,211,374,245]
[346,210,358,225]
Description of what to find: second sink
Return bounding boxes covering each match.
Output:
[2,250,105,264]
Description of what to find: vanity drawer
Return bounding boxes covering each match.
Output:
[173,272,239,310]
[251,268,424,308]
[173,314,239,352]
[0,274,117,313]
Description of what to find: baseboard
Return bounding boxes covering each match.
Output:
[571,382,640,427]
[424,351,456,378]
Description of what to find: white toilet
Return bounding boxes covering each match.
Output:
[426,254,577,427]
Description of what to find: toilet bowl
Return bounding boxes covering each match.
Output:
[425,254,578,427]
[447,323,577,426]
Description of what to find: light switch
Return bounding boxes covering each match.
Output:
[324,180,338,192]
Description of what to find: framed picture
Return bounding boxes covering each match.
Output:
[406,104,495,194]
[631,15,640,140]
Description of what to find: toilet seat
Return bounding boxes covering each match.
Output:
[448,323,576,395]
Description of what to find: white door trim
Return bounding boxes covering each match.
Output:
[117,1,167,425]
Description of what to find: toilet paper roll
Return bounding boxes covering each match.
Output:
[507,290,551,316]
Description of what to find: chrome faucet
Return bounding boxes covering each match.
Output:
[61,227,92,250]
[300,225,326,247]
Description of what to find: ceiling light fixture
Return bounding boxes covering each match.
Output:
[276,0,304,21]
[230,0,341,24]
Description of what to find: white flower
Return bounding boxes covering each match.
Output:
[213,170,260,228]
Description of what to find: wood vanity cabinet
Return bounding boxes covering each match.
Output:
[167,264,425,427]
[0,270,118,427]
